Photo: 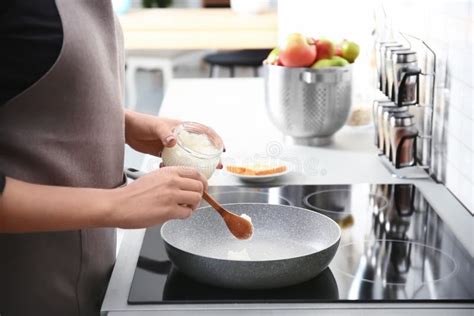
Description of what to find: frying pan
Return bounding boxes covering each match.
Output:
[126,168,341,290]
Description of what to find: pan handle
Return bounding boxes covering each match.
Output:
[137,255,172,275]
[125,167,147,180]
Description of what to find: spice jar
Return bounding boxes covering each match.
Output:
[375,41,397,91]
[386,47,410,100]
[161,122,223,179]
[393,51,420,106]
[376,102,398,153]
[380,43,403,95]
[373,100,394,149]
[383,107,409,159]
[389,113,418,168]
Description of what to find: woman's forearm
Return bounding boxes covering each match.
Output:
[0,177,116,233]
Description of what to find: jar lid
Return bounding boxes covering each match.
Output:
[389,47,411,59]
[395,51,417,63]
[390,113,414,127]
[374,99,393,104]
[382,42,403,48]
[386,47,410,59]
[377,101,396,107]
[378,41,398,45]
[385,106,408,113]
[383,43,403,56]
[379,104,397,113]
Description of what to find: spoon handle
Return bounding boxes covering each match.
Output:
[202,191,226,217]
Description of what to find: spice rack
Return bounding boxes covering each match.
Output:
[374,12,438,179]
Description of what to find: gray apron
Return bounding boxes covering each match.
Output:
[0,0,125,315]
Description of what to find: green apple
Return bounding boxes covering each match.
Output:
[264,48,280,65]
[311,58,333,69]
[339,40,360,63]
[330,56,349,67]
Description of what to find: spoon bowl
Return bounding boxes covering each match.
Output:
[202,191,254,240]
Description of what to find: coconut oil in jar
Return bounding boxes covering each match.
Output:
[161,122,223,179]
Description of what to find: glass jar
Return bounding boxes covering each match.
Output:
[161,122,223,179]
[381,43,403,95]
[376,102,397,152]
[375,41,397,91]
[373,100,393,149]
[382,107,408,159]
[393,51,420,106]
[389,113,418,168]
[386,47,410,100]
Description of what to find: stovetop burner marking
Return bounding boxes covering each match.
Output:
[303,189,389,216]
[333,239,457,286]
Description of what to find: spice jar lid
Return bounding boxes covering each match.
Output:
[395,51,417,63]
[385,106,408,113]
[382,42,403,48]
[386,47,410,59]
[383,43,403,56]
[374,99,393,104]
[390,47,410,60]
[378,41,398,45]
[379,104,397,115]
[377,101,396,107]
[390,113,414,127]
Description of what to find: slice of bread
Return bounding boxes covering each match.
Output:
[226,163,287,176]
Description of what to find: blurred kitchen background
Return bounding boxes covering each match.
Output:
[115,0,473,212]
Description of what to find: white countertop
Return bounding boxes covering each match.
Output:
[102,78,473,315]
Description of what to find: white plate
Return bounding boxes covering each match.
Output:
[225,160,292,183]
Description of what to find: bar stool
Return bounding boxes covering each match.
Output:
[125,50,209,110]
[204,49,271,77]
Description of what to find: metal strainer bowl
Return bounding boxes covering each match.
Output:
[264,64,353,145]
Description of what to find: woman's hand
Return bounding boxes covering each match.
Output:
[109,166,208,229]
[124,110,224,168]
[124,110,180,157]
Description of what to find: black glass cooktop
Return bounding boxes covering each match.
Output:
[128,184,474,304]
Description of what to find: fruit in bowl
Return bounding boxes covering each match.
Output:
[263,48,282,65]
[311,55,349,69]
[331,56,350,66]
[311,59,333,69]
[278,33,317,67]
[314,38,335,61]
[263,33,359,68]
[335,40,360,63]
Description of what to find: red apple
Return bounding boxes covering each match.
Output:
[314,39,335,61]
[279,33,317,67]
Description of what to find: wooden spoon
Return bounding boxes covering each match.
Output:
[202,191,254,240]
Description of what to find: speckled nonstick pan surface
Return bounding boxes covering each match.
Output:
[161,203,341,290]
